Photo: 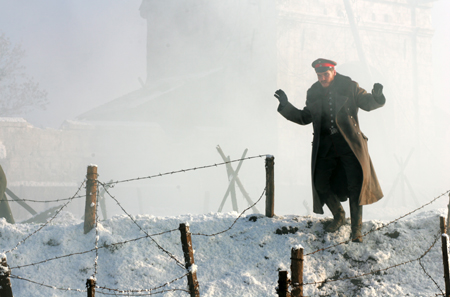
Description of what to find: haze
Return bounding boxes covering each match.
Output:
[0,0,449,222]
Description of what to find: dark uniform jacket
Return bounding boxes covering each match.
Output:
[278,73,385,214]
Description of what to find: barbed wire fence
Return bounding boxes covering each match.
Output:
[0,154,448,296]
[278,189,450,297]
[0,154,270,296]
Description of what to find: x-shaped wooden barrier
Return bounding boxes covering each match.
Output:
[216,145,260,214]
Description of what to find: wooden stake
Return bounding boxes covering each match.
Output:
[291,247,303,297]
[84,165,98,234]
[441,234,450,297]
[216,146,260,214]
[0,256,13,297]
[225,156,239,212]
[265,155,275,218]
[442,216,447,235]
[447,193,450,237]
[217,148,248,212]
[86,278,96,297]
[277,270,291,297]
[179,223,200,297]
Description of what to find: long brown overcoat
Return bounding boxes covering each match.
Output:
[278,73,385,214]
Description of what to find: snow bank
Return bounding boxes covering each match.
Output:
[1,209,447,296]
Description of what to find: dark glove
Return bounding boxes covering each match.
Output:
[274,89,288,106]
[372,83,383,97]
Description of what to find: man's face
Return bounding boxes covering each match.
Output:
[316,69,336,88]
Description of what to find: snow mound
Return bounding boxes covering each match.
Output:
[1,209,447,297]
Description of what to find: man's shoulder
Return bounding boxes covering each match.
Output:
[334,73,358,93]
[335,73,354,86]
[307,81,323,99]
[307,81,322,93]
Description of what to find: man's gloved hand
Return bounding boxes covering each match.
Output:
[372,83,383,97]
[274,89,288,106]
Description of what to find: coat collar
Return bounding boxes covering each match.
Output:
[307,73,353,101]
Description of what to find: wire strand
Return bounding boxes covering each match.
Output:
[306,189,450,256]
[4,180,86,255]
[99,181,185,270]
[304,230,441,286]
[192,187,266,236]
[106,154,267,185]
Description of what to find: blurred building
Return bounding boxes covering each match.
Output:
[0,0,439,221]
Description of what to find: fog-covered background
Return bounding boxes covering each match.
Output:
[0,0,449,222]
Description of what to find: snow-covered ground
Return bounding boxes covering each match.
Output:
[1,198,449,297]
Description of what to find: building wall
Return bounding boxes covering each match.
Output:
[0,118,174,221]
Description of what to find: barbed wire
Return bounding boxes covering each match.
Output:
[306,189,450,256]
[96,288,190,296]
[4,180,87,255]
[4,167,448,295]
[105,154,268,186]
[99,181,186,270]
[10,228,178,270]
[192,187,266,236]
[96,272,189,295]
[4,195,85,203]
[10,274,86,293]
[303,229,441,287]
[419,257,444,296]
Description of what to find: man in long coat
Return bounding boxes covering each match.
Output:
[274,58,385,242]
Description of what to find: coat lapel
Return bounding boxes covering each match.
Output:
[335,95,348,113]
[333,73,351,113]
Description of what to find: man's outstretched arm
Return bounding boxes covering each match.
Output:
[274,89,312,125]
[356,83,386,111]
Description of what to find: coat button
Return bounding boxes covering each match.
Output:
[354,124,357,126]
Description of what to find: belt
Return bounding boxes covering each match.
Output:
[321,127,339,136]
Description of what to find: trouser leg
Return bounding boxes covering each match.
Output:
[314,156,345,232]
[349,195,363,242]
[324,193,345,232]
[340,153,363,242]
[339,152,363,199]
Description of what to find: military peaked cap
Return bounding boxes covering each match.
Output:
[311,58,337,73]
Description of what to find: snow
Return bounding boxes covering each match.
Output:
[1,208,449,296]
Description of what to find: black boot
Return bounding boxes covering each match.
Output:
[324,194,345,233]
[349,196,363,243]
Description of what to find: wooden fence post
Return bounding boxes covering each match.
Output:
[441,234,450,297]
[84,165,98,234]
[447,193,450,237]
[0,255,13,297]
[442,216,447,235]
[291,246,304,297]
[86,278,96,297]
[179,223,200,297]
[265,155,275,218]
[277,270,291,297]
